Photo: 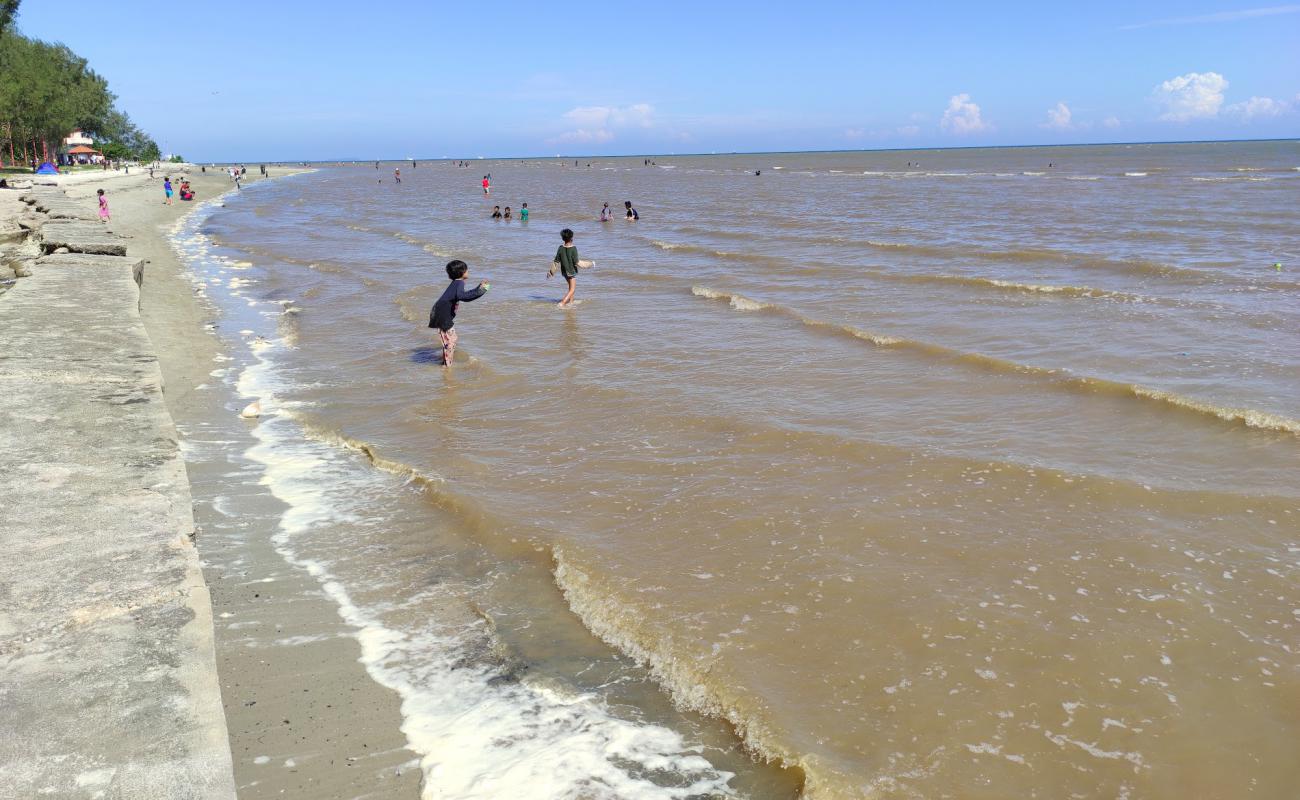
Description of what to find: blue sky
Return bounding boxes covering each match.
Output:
[14,1,1299,160]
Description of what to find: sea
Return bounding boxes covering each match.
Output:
[169,141,1299,799]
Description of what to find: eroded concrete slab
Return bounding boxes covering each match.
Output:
[0,251,236,798]
[38,220,128,256]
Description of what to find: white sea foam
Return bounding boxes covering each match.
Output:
[236,358,740,799]
[170,187,741,800]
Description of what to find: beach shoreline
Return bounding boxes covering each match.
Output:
[58,169,424,798]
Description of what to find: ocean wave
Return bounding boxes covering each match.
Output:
[1124,172,1148,177]
[651,240,778,265]
[233,355,748,800]
[552,553,813,797]
[897,273,1131,300]
[690,286,772,311]
[346,222,456,258]
[690,286,1300,436]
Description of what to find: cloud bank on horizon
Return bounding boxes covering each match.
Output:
[12,0,1299,160]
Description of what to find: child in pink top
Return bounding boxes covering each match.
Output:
[97,189,110,223]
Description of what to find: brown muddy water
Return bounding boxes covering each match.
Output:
[171,142,1299,799]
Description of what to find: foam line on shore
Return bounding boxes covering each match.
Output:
[170,190,748,799]
[235,358,744,800]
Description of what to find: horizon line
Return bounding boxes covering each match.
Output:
[198,136,1299,164]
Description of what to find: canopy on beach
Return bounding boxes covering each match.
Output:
[35,162,59,174]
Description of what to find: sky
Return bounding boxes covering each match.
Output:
[12,1,1300,161]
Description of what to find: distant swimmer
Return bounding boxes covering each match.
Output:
[491,205,502,219]
[482,175,490,194]
[755,170,761,176]
[599,202,612,222]
[624,200,639,221]
[429,259,489,367]
[520,202,529,221]
[394,168,401,183]
[504,206,512,220]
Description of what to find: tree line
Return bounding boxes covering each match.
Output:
[0,1,161,168]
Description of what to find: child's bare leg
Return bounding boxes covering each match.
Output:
[560,276,576,306]
[440,328,457,366]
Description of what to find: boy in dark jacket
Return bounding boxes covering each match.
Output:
[429,260,489,366]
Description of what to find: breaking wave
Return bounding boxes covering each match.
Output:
[690,287,1300,436]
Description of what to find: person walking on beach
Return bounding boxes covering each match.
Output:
[163,177,174,205]
[97,189,110,223]
[550,228,582,307]
[428,260,489,367]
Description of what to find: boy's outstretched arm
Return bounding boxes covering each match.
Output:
[457,282,489,302]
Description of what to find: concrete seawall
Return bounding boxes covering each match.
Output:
[0,189,236,797]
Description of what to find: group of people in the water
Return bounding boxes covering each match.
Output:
[600,201,638,221]
[490,204,529,221]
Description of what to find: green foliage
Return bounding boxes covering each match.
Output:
[99,140,130,161]
[1,1,20,33]
[0,12,164,164]
[168,154,184,163]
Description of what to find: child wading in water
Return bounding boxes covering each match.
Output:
[97,189,110,223]
[429,260,489,367]
[548,231,579,309]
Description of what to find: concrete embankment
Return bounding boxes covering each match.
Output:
[0,188,236,798]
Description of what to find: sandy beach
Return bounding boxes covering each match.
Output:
[8,168,423,798]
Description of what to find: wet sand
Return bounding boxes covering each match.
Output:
[63,170,423,798]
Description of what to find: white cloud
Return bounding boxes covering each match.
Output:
[1103,115,1121,128]
[550,103,655,145]
[1042,102,1073,130]
[940,93,990,134]
[552,128,615,144]
[1153,72,1228,121]
[896,125,921,136]
[844,128,866,139]
[1122,4,1300,29]
[1226,95,1292,119]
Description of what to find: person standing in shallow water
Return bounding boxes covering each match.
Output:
[552,228,580,307]
[428,260,489,367]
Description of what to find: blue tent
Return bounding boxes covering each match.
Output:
[35,162,60,175]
